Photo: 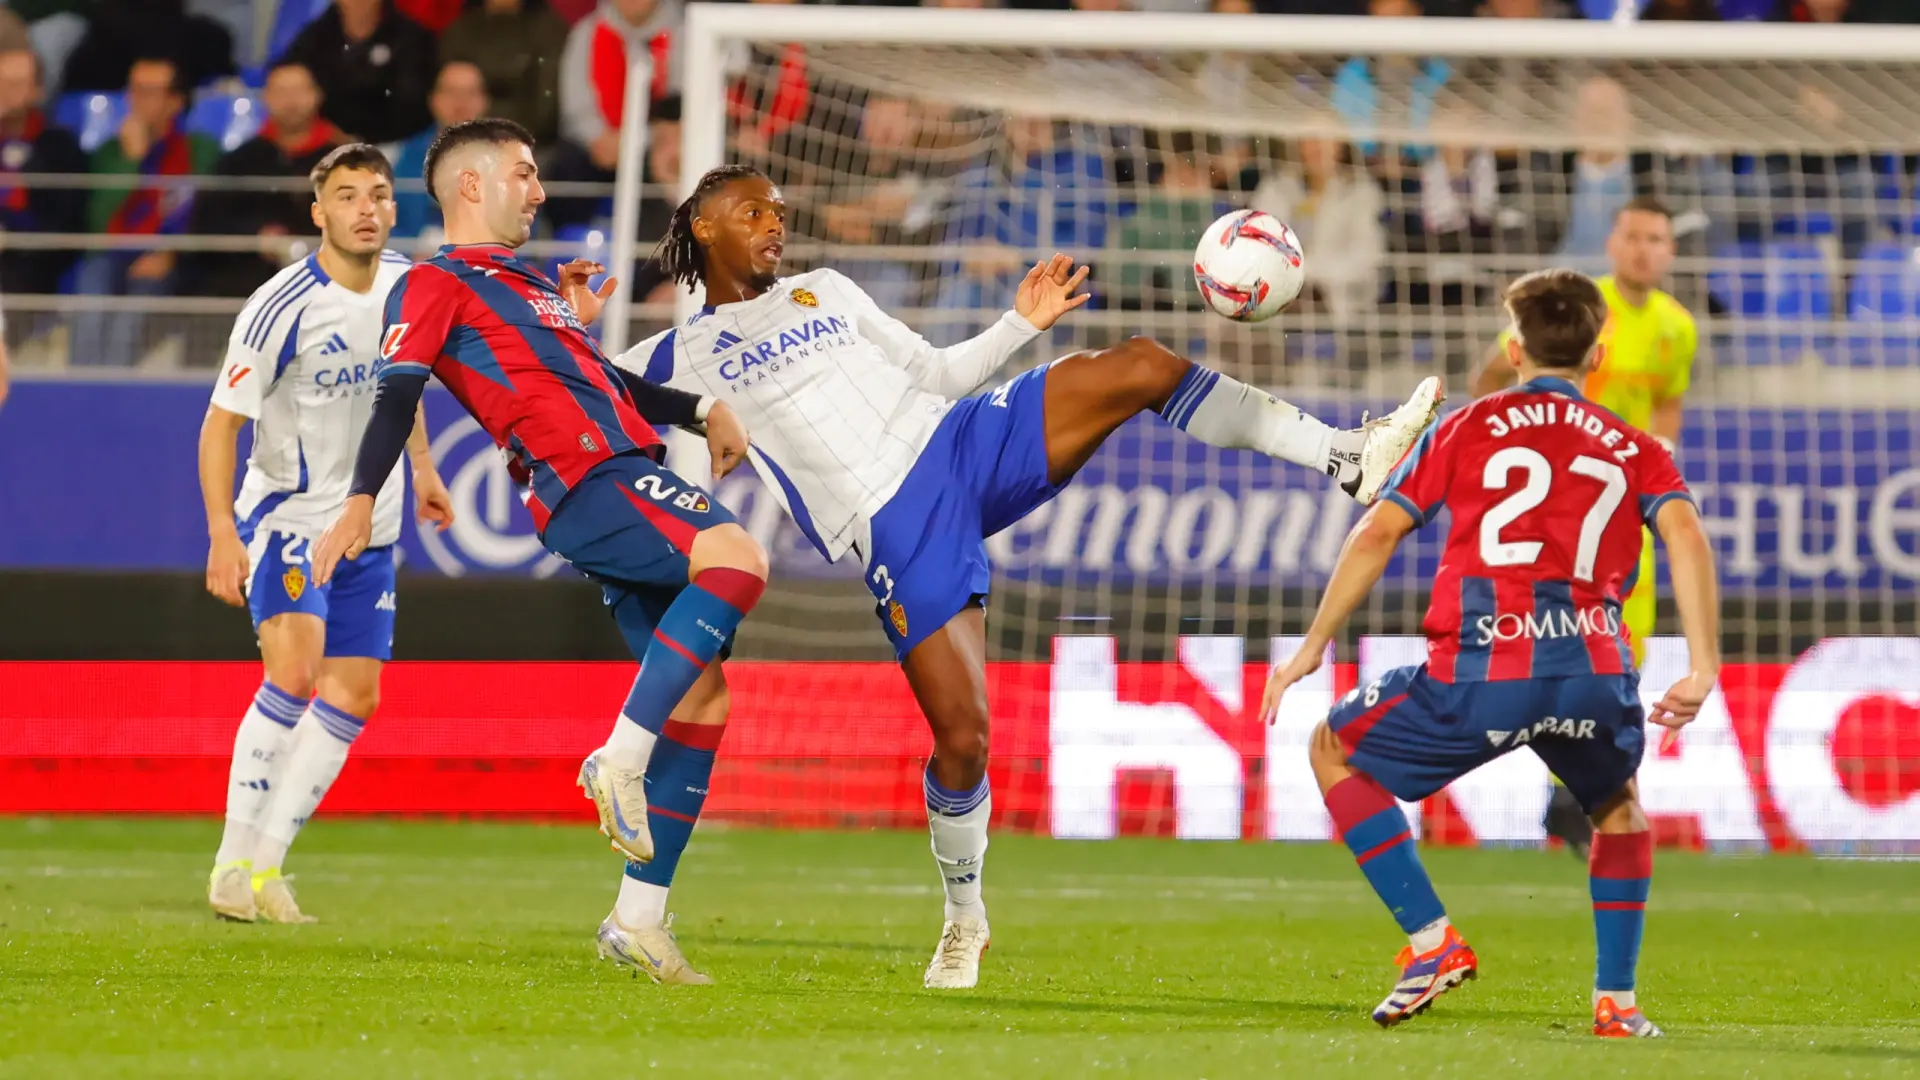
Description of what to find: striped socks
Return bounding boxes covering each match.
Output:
[1325,774,1446,938]
[605,568,763,773]
[925,768,990,920]
[1156,362,1348,480]
[1591,829,1653,1000]
[214,681,307,867]
[254,698,366,875]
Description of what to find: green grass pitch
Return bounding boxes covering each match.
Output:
[2,817,1917,1079]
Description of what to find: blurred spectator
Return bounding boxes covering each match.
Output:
[392,60,492,239]
[397,0,468,30]
[0,46,89,302]
[1788,0,1917,21]
[282,0,438,144]
[818,95,943,311]
[936,116,1109,317]
[187,61,344,298]
[630,94,686,302]
[440,0,569,144]
[14,3,84,96]
[726,0,813,163]
[550,0,601,18]
[1479,0,1570,14]
[72,56,218,367]
[1643,0,1720,16]
[1255,132,1386,324]
[0,8,28,53]
[1552,74,1635,267]
[560,0,684,174]
[1117,130,1223,311]
[60,0,236,93]
[1332,1,1450,163]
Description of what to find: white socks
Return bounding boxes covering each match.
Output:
[926,786,991,922]
[1410,916,1452,955]
[253,699,364,875]
[214,683,305,867]
[1596,989,1637,1009]
[1160,366,1361,484]
[615,873,670,929]
[602,714,660,774]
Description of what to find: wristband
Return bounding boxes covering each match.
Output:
[695,396,716,423]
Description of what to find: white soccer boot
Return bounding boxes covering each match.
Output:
[923,914,990,990]
[1346,375,1446,505]
[578,750,655,863]
[208,859,256,922]
[596,913,713,985]
[253,868,317,924]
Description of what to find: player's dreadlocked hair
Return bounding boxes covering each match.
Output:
[652,164,769,290]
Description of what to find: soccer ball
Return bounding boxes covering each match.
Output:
[1192,210,1306,323]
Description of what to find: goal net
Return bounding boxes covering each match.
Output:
[621,9,1920,843]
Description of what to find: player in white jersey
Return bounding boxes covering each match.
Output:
[197,144,453,924]
[579,164,1444,989]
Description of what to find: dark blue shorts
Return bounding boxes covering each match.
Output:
[862,363,1066,660]
[1330,665,1646,813]
[246,531,396,660]
[542,452,739,663]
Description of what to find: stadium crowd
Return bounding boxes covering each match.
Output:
[0,0,1914,368]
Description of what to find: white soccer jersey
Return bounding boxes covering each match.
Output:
[614,268,1041,561]
[211,251,414,547]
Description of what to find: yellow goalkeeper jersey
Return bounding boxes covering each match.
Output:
[1583,275,1696,432]
[1498,275,1695,431]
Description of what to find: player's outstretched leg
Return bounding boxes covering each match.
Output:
[210,611,325,922]
[598,666,729,986]
[1588,781,1661,1038]
[581,523,767,863]
[1310,720,1477,1028]
[901,608,993,990]
[1037,336,1443,502]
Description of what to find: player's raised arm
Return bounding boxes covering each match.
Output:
[843,258,1085,401]
[1650,495,1720,730]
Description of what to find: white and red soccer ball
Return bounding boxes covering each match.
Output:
[1193,209,1306,323]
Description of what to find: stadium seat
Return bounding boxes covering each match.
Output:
[1843,242,1920,366]
[1772,211,1835,239]
[1710,242,1836,365]
[185,93,262,153]
[1579,0,1648,17]
[51,91,127,153]
[1715,0,1777,20]
[267,0,331,65]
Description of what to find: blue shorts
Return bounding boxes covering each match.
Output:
[1330,665,1646,814]
[541,451,739,664]
[862,363,1065,660]
[246,531,396,660]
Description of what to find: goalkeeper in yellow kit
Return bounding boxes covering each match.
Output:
[1473,195,1695,857]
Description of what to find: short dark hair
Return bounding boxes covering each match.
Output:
[422,117,536,206]
[1503,268,1607,372]
[267,59,317,85]
[310,142,394,195]
[129,55,188,97]
[651,95,682,125]
[1615,194,1672,223]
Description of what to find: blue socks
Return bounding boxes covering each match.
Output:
[618,567,764,737]
[1326,774,1445,935]
[626,720,724,889]
[1591,830,1653,993]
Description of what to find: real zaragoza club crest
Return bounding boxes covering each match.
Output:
[789,287,819,308]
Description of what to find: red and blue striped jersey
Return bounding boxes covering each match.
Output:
[1379,375,1692,683]
[377,244,663,531]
